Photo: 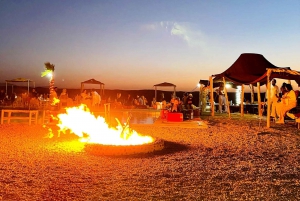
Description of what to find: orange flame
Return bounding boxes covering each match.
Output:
[55,104,154,145]
[51,97,60,105]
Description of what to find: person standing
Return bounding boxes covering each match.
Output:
[91,89,101,107]
[268,79,280,119]
[200,84,209,112]
[216,83,227,113]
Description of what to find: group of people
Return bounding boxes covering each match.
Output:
[155,92,195,113]
[199,82,227,114]
[96,93,149,109]
[78,89,101,107]
[268,79,298,124]
[0,89,15,105]
[0,88,41,108]
[123,94,148,109]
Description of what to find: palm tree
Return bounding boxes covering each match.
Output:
[41,62,55,94]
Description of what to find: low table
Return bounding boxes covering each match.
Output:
[167,112,183,122]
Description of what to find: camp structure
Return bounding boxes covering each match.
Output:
[153,82,176,101]
[5,78,35,94]
[81,79,105,96]
[209,53,300,127]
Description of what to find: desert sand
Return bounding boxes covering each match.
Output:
[0,113,300,200]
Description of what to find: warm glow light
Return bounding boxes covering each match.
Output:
[236,86,241,105]
[51,97,60,105]
[197,83,201,88]
[225,84,231,88]
[54,104,154,145]
[47,72,53,78]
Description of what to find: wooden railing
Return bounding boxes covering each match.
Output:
[1,109,38,125]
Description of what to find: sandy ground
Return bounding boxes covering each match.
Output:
[0,113,300,200]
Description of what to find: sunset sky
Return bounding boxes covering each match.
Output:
[0,0,299,91]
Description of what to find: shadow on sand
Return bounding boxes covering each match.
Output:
[89,140,191,159]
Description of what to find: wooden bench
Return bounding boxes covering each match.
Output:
[1,109,38,125]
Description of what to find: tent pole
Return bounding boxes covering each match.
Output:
[267,70,271,128]
[28,80,29,94]
[250,84,254,104]
[5,82,7,94]
[199,84,202,107]
[241,84,244,117]
[222,77,231,118]
[155,87,157,102]
[257,82,261,116]
[209,76,214,116]
[174,86,176,96]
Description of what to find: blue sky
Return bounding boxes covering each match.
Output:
[0,0,299,91]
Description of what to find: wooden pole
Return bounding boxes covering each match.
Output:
[257,82,261,116]
[241,84,244,117]
[199,84,202,107]
[250,84,255,104]
[267,70,271,128]
[209,76,214,116]
[222,77,231,118]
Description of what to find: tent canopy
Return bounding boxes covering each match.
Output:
[213,53,300,85]
[5,78,34,83]
[5,77,35,93]
[199,79,238,89]
[154,82,176,87]
[81,78,105,95]
[153,82,176,101]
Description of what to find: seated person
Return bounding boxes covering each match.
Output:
[187,94,193,110]
[114,93,123,109]
[74,94,81,105]
[274,84,297,124]
[151,97,156,108]
[182,93,188,109]
[170,96,179,112]
[124,94,133,108]
[81,90,91,106]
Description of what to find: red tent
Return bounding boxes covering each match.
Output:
[213,53,300,85]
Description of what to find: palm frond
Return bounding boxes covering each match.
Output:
[41,70,52,77]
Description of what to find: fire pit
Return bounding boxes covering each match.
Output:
[50,104,164,155]
[84,138,164,156]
